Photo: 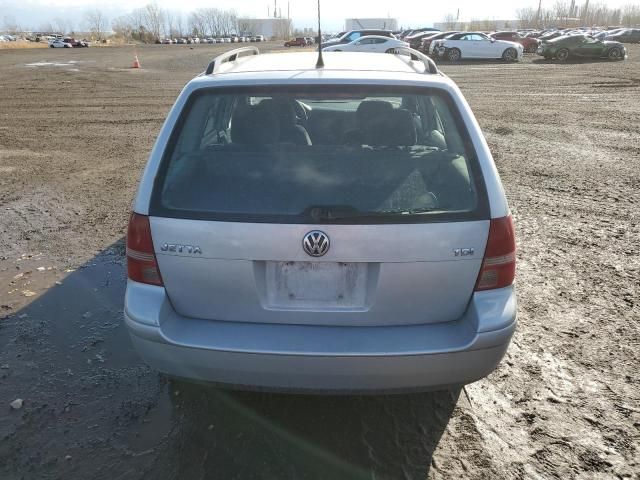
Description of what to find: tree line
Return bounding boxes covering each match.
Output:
[112,5,241,42]
[440,1,640,31]
[516,1,640,29]
[2,4,243,42]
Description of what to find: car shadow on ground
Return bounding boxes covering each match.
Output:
[1,240,460,479]
[530,57,621,65]
[163,380,460,479]
[433,57,537,66]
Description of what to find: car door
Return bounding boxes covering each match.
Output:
[575,37,603,57]
[452,34,473,57]
[468,34,489,58]
[351,38,371,52]
[372,38,391,53]
[478,34,501,58]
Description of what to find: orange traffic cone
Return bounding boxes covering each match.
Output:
[132,54,141,69]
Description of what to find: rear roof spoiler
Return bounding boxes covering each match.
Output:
[204,47,260,75]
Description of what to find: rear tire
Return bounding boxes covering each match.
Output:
[502,47,518,62]
[556,48,570,62]
[447,48,461,62]
[607,47,623,60]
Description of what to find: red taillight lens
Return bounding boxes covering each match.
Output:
[475,215,516,291]
[126,213,163,286]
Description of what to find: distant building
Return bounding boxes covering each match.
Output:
[345,18,399,31]
[237,18,292,40]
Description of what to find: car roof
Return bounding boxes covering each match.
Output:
[190,52,448,86]
[352,35,394,41]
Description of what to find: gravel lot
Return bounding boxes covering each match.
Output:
[0,43,638,479]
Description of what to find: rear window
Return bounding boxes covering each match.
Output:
[150,85,488,224]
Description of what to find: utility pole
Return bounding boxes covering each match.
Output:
[536,0,542,28]
[274,0,277,18]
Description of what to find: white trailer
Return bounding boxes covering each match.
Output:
[344,18,399,31]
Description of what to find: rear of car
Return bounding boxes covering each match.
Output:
[124,51,517,393]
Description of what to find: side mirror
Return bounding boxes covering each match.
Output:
[490,38,496,43]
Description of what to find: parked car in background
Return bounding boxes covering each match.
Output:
[175,38,186,44]
[405,31,438,50]
[256,35,265,42]
[538,31,564,42]
[421,31,460,55]
[322,30,396,47]
[433,32,523,61]
[323,35,409,53]
[606,29,640,43]
[490,31,539,53]
[284,37,308,47]
[162,38,173,44]
[537,34,626,61]
[400,27,439,40]
[49,39,71,48]
[124,47,517,393]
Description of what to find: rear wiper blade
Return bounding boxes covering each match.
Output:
[309,207,441,221]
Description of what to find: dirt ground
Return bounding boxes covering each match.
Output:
[0,43,638,479]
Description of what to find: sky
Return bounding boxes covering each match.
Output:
[1,0,634,31]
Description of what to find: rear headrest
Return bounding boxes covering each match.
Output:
[359,107,416,147]
[258,98,297,125]
[231,104,280,145]
[356,100,394,124]
[385,109,417,146]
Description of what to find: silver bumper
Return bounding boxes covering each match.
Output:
[124,281,517,393]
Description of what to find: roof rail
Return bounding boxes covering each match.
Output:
[204,47,260,75]
[392,47,439,74]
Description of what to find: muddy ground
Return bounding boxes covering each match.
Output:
[0,43,638,479]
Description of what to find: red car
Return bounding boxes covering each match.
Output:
[63,37,89,48]
[490,31,539,53]
[284,37,307,47]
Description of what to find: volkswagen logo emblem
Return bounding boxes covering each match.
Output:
[303,231,330,257]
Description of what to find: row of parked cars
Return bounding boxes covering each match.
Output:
[304,26,634,63]
[0,34,17,42]
[49,37,90,48]
[161,35,265,45]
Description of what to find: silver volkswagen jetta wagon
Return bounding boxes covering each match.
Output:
[124,47,517,393]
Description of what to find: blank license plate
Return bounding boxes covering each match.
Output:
[264,261,368,310]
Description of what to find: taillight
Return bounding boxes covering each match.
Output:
[126,213,163,286]
[475,215,516,291]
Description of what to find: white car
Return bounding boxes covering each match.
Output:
[49,39,71,48]
[323,35,409,54]
[433,32,523,62]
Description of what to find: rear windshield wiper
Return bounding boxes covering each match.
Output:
[307,206,441,221]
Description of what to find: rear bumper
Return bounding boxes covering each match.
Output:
[124,281,517,393]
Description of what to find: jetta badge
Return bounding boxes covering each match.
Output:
[303,231,330,257]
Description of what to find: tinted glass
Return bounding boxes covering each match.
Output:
[151,86,488,224]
